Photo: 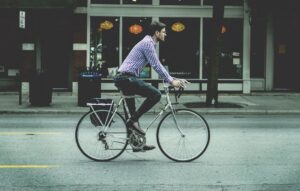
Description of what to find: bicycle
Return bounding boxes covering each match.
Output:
[75,81,210,162]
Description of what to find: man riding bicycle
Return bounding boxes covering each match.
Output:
[114,21,188,152]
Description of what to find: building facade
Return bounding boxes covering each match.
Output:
[0,0,299,93]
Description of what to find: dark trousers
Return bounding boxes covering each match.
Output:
[114,74,161,122]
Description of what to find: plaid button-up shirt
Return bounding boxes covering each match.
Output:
[118,35,174,83]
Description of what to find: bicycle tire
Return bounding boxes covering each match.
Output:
[156,109,210,162]
[75,110,128,161]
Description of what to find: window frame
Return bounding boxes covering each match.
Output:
[86,0,244,79]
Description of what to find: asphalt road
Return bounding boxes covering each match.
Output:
[0,114,300,191]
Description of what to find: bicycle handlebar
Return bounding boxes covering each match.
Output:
[162,79,188,103]
[168,86,184,103]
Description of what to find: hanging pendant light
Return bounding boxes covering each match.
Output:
[171,22,185,32]
[99,20,114,30]
[221,25,227,34]
[129,24,143,35]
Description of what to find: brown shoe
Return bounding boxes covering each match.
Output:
[126,119,145,135]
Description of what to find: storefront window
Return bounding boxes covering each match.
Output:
[203,0,242,6]
[90,17,119,78]
[123,17,152,78]
[160,0,200,5]
[203,18,243,79]
[160,18,200,78]
[123,0,152,5]
[0,10,18,79]
[250,20,266,78]
[91,0,120,4]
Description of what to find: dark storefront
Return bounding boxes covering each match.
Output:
[1,0,300,93]
[30,9,73,89]
[273,2,300,90]
[0,9,19,90]
[0,0,76,91]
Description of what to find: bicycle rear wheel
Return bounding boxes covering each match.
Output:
[157,109,210,162]
[75,110,128,161]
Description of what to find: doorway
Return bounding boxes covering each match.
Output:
[274,8,300,90]
[34,10,72,90]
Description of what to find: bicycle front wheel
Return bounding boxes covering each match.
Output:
[75,110,128,161]
[157,109,210,162]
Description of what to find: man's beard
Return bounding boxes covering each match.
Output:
[156,38,165,42]
[157,37,165,42]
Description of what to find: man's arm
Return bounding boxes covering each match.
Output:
[143,42,174,83]
[143,41,189,87]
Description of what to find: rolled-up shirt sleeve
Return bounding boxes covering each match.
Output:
[143,42,174,83]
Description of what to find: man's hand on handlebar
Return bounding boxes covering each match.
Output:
[171,78,190,88]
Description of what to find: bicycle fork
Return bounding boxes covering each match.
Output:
[170,109,185,137]
[163,99,186,137]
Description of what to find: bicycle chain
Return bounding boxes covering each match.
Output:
[128,131,146,150]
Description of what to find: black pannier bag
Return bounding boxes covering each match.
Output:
[87,98,114,126]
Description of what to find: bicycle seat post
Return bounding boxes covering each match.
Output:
[119,91,130,121]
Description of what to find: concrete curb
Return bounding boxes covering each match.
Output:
[1,93,300,115]
[1,108,300,115]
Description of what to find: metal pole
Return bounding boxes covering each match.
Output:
[18,73,22,105]
[18,9,26,105]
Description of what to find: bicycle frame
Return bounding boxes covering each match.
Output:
[96,81,185,136]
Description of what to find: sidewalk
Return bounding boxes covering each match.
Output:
[1,92,300,114]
